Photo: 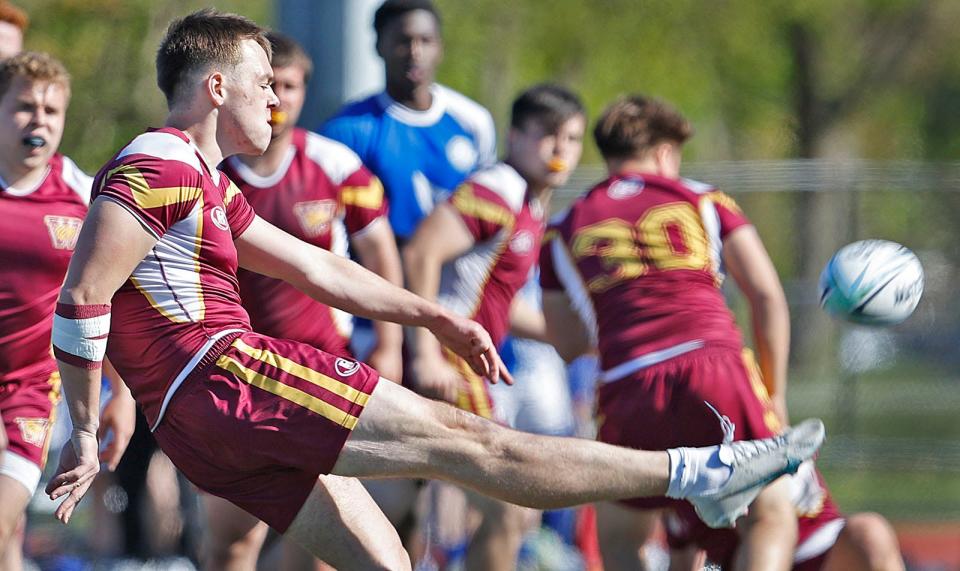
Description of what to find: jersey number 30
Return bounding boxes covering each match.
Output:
[571,202,710,292]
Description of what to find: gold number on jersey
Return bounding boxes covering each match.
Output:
[570,202,711,292]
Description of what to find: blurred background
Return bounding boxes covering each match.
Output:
[20,0,960,569]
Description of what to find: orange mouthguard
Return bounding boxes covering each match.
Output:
[270,110,288,126]
[548,158,569,173]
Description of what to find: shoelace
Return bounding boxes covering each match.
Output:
[704,400,736,444]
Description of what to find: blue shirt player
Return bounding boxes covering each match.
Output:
[320,0,496,240]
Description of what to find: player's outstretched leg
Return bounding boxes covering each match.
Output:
[284,474,410,570]
[332,380,824,525]
[200,493,268,571]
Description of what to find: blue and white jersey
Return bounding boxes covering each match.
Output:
[320,84,497,239]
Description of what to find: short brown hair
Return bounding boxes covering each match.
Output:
[266,31,313,84]
[593,95,693,160]
[0,2,28,33]
[156,8,271,106]
[0,51,70,99]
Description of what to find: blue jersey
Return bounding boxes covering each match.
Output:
[320,84,496,239]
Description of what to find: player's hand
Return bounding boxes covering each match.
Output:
[45,429,100,524]
[98,387,136,471]
[411,353,463,403]
[367,342,403,383]
[427,313,513,385]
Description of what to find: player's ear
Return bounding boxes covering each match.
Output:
[206,71,226,107]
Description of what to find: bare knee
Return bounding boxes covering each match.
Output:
[0,513,23,556]
[832,513,904,571]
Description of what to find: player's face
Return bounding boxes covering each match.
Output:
[377,10,442,90]
[222,39,278,156]
[509,113,586,190]
[0,77,68,173]
[268,64,307,139]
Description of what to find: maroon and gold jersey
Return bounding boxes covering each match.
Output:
[439,163,544,349]
[93,128,256,429]
[220,128,387,356]
[540,173,750,380]
[0,154,90,384]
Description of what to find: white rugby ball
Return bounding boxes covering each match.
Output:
[818,239,924,326]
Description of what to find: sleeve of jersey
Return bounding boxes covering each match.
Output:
[539,229,564,291]
[448,183,513,242]
[224,181,257,239]
[94,159,200,239]
[341,168,388,235]
[709,190,752,239]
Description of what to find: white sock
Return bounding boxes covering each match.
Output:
[666,445,733,499]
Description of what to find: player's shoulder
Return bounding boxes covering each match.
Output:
[436,84,494,133]
[465,162,527,213]
[111,128,205,179]
[324,94,384,124]
[54,154,93,204]
[301,129,365,185]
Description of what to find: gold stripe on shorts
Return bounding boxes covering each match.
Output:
[216,354,361,429]
[231,338,370,406]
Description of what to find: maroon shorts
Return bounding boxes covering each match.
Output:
[596,346,781,509]
[153,332,380,532]
[0,370,61,469]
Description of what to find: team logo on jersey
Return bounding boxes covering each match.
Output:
[608,180,644,200]
[446,136,479,173]
[335,357,360,377]
[15,417,49,447]
[211,206,230,231]
[43,215,82,250]
[293,200,338,237]
[510,230,535,254]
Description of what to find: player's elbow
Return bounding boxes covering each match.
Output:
[59,282,113,306]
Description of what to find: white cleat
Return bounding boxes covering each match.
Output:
[688,418,825,528]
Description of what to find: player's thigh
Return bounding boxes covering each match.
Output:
[595,501,662,547]
[201,492,268,553]
[284,474,409,571]
[333,378,497,479]
[466,488,537,533]
[737,476,796,536]
[821,513,903,571]
[0,475,30,543]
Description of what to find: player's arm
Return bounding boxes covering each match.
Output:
[350,218,404,382]
[46,197,159,523]
[542,290,593,362]
[402,203,479,401]
[508,296,550,343]
[235,215,510,386]
[722,225,791,425]
[98,359,136,471]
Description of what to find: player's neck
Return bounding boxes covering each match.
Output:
[238,129,293,177]
[387,81,433,111]
[0,160,48,191]
[166,113,223,173]
[606,157,665,178]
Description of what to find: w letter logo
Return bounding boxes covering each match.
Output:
[43,215,83,250]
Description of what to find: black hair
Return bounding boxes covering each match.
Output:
[373,0,441,38]
[511,84,585,133]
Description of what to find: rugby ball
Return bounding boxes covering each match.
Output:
[818,240,924,326]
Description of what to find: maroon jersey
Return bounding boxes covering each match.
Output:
[439,163,544,348]
[0,154,90,384]
[540,173,750,380]
[93,128,256,429]
[221,128,387,356]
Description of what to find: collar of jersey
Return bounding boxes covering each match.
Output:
[376,84,446,127]
[225,145,297,189]
[0,165,51,197]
